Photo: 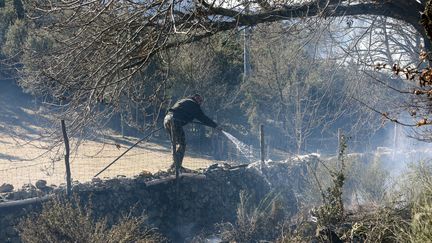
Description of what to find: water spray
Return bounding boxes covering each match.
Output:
[221,131,256,162]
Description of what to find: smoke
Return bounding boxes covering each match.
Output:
[378,123,432,176]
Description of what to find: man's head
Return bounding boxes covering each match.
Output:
[191,93,204,105]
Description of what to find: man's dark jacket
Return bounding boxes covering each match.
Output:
[167,98,217,128]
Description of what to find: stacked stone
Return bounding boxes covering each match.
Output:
[0,180,56,202]
[74,164,271,240]
[0,160,312,242]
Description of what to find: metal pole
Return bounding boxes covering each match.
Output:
[61,120,72,198]
[243,27,251,81]
[243,2,251,83]
[393,123,397,159]
[260,124,265,166]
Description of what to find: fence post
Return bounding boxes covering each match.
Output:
[260,125,265,168]
[120,113,125,137]
[61,120,72,198]
[337,128,342,156]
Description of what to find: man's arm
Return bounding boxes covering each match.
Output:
[194,106,217,128]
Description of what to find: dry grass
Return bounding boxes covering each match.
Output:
[217,191,286,242]
[0,131,216,188]
[18,197,168,243]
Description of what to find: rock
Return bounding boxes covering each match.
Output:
[5,192,14,200]
[0,183,13,193]
[22,183,36,190]
[138,170,153,177]
[12,190,29,200]
[35,180,47,190]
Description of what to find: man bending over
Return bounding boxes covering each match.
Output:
[164,94,221,173]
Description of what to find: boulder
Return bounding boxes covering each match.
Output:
[0,183,13,193]
[35,180,47,190]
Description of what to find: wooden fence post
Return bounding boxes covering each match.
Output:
[120,113,125,137]
[61,120,72,198]
[337,128,342,157]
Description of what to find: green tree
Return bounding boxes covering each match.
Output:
[0,0,27,76]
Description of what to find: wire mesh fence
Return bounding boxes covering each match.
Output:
[0,126,258,189]
[0,121,354,190]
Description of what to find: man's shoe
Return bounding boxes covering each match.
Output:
[167,165,194,174]
[179,166,195,173]
[167,164,176,173]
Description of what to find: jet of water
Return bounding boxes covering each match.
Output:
[222,131,256,162]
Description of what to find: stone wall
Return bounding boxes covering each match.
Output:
[0,158,314,243]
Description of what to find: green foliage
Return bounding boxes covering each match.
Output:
[312,136,347,227]
[0,2,16,50]
[18,197,167,243]
[2,18,26,58]
[0,0,27,76]
[313,171,345,227]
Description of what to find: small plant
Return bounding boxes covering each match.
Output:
[313,135,347,227]
[18,197,167,243]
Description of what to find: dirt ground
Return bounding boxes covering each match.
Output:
[0,133,216,189]
[0,81,221,189]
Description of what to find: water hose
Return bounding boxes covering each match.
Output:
[93,120,215,178]
[94,126,164,177]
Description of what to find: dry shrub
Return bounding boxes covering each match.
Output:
[279,159,432,242]
[397,160,432,242]
[355,206,408,243]
[277,213,317,243]
[348,160,432,243]
[217,191,285,242]
[406,200,432,242]
[18,197,167,243]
